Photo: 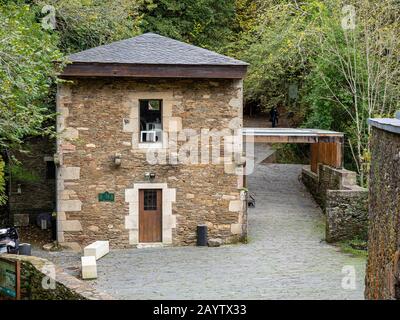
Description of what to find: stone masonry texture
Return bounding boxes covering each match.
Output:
[302,164,368,243]
[56,78,246,248]
[365,127,400,300]
[2,254,112,300]
[325,190,368,242]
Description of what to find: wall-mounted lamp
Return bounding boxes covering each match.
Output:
[144,172,156,181]
[113,153,122,167]
[17,184,22,195]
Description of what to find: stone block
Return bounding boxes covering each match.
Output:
[14,214,29,227]
[59,220,82,232]
[162,229,173,244]
[163,215,176,229]
[168,117,182,132]
[88,225,99,232]
[165,188,176,202]
[125,188,137,203]
[84,241,110,260]
[57,212,66,221]
[224,162,236,174]
[125,215,138,230]
[229,200,242,212]
[59,200,82,212]
[62,127,79,140]
[231,223,242,235]
[128,202,138,216]
[57,232,65,243]
[222,195,236,201]
[129,230,138,245]
[81,256,97,279]
[59,167,80,180]
[229,97,241,108]
[208,238,222,247]
[58,189,76,200]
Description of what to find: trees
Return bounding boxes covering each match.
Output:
[34,0,143,53]
[303,0,400,185]
[0,3,62,150]
[239,0,400,185]
[0,2,63,202]
[239,1,321,114]
[138,0,237,51]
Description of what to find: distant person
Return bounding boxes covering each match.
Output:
[269,107,279,128]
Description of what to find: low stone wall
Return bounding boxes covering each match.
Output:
[325,189,368,242]
[302,164,368,242]
[365,117,400,300]
[1,254,112,300]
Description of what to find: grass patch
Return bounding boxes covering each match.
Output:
[338,238,368,258]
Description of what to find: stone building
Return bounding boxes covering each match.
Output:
[1,137,56,227]
[365,113,400,300]
[56,33,248,249]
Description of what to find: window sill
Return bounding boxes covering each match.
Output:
[138,142,163,149]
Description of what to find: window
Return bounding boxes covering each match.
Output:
[139,99,162,143]
[45,161,56,179]
[143,190,158,210]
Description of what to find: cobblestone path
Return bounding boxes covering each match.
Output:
[35,162,366,299]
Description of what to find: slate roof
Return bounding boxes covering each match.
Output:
[67,33,248,66]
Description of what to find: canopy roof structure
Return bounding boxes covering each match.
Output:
[242,127,344,173]
[242,128,344,143]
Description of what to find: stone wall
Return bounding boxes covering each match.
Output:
[56,78,246,249]
[8,137,56,226]
[365,122,400,300]
[325,190,368,242]
[1,254,112,300]
[302,164,368,242]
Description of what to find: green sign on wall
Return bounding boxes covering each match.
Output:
[98,192,115,202]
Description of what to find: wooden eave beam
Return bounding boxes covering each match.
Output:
[59,62,248,79]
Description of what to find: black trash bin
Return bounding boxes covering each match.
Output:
[197,224,208,246]
[19,243,31,256]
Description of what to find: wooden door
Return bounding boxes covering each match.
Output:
[139,189,162,243]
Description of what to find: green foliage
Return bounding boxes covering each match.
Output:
[300,0,400,183]
[0,2,63,151]
[0,156,6,205]
[9,163,40,183]
[35,0,142,53]
[238,0,400,182]
[239,1,323,110]
[339,238,368,258]
[273,143,310,165]
[138,0,237,51]
[0,2,63,202]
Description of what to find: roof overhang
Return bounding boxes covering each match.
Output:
[59,62,248,79]
[242,128,344,143]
